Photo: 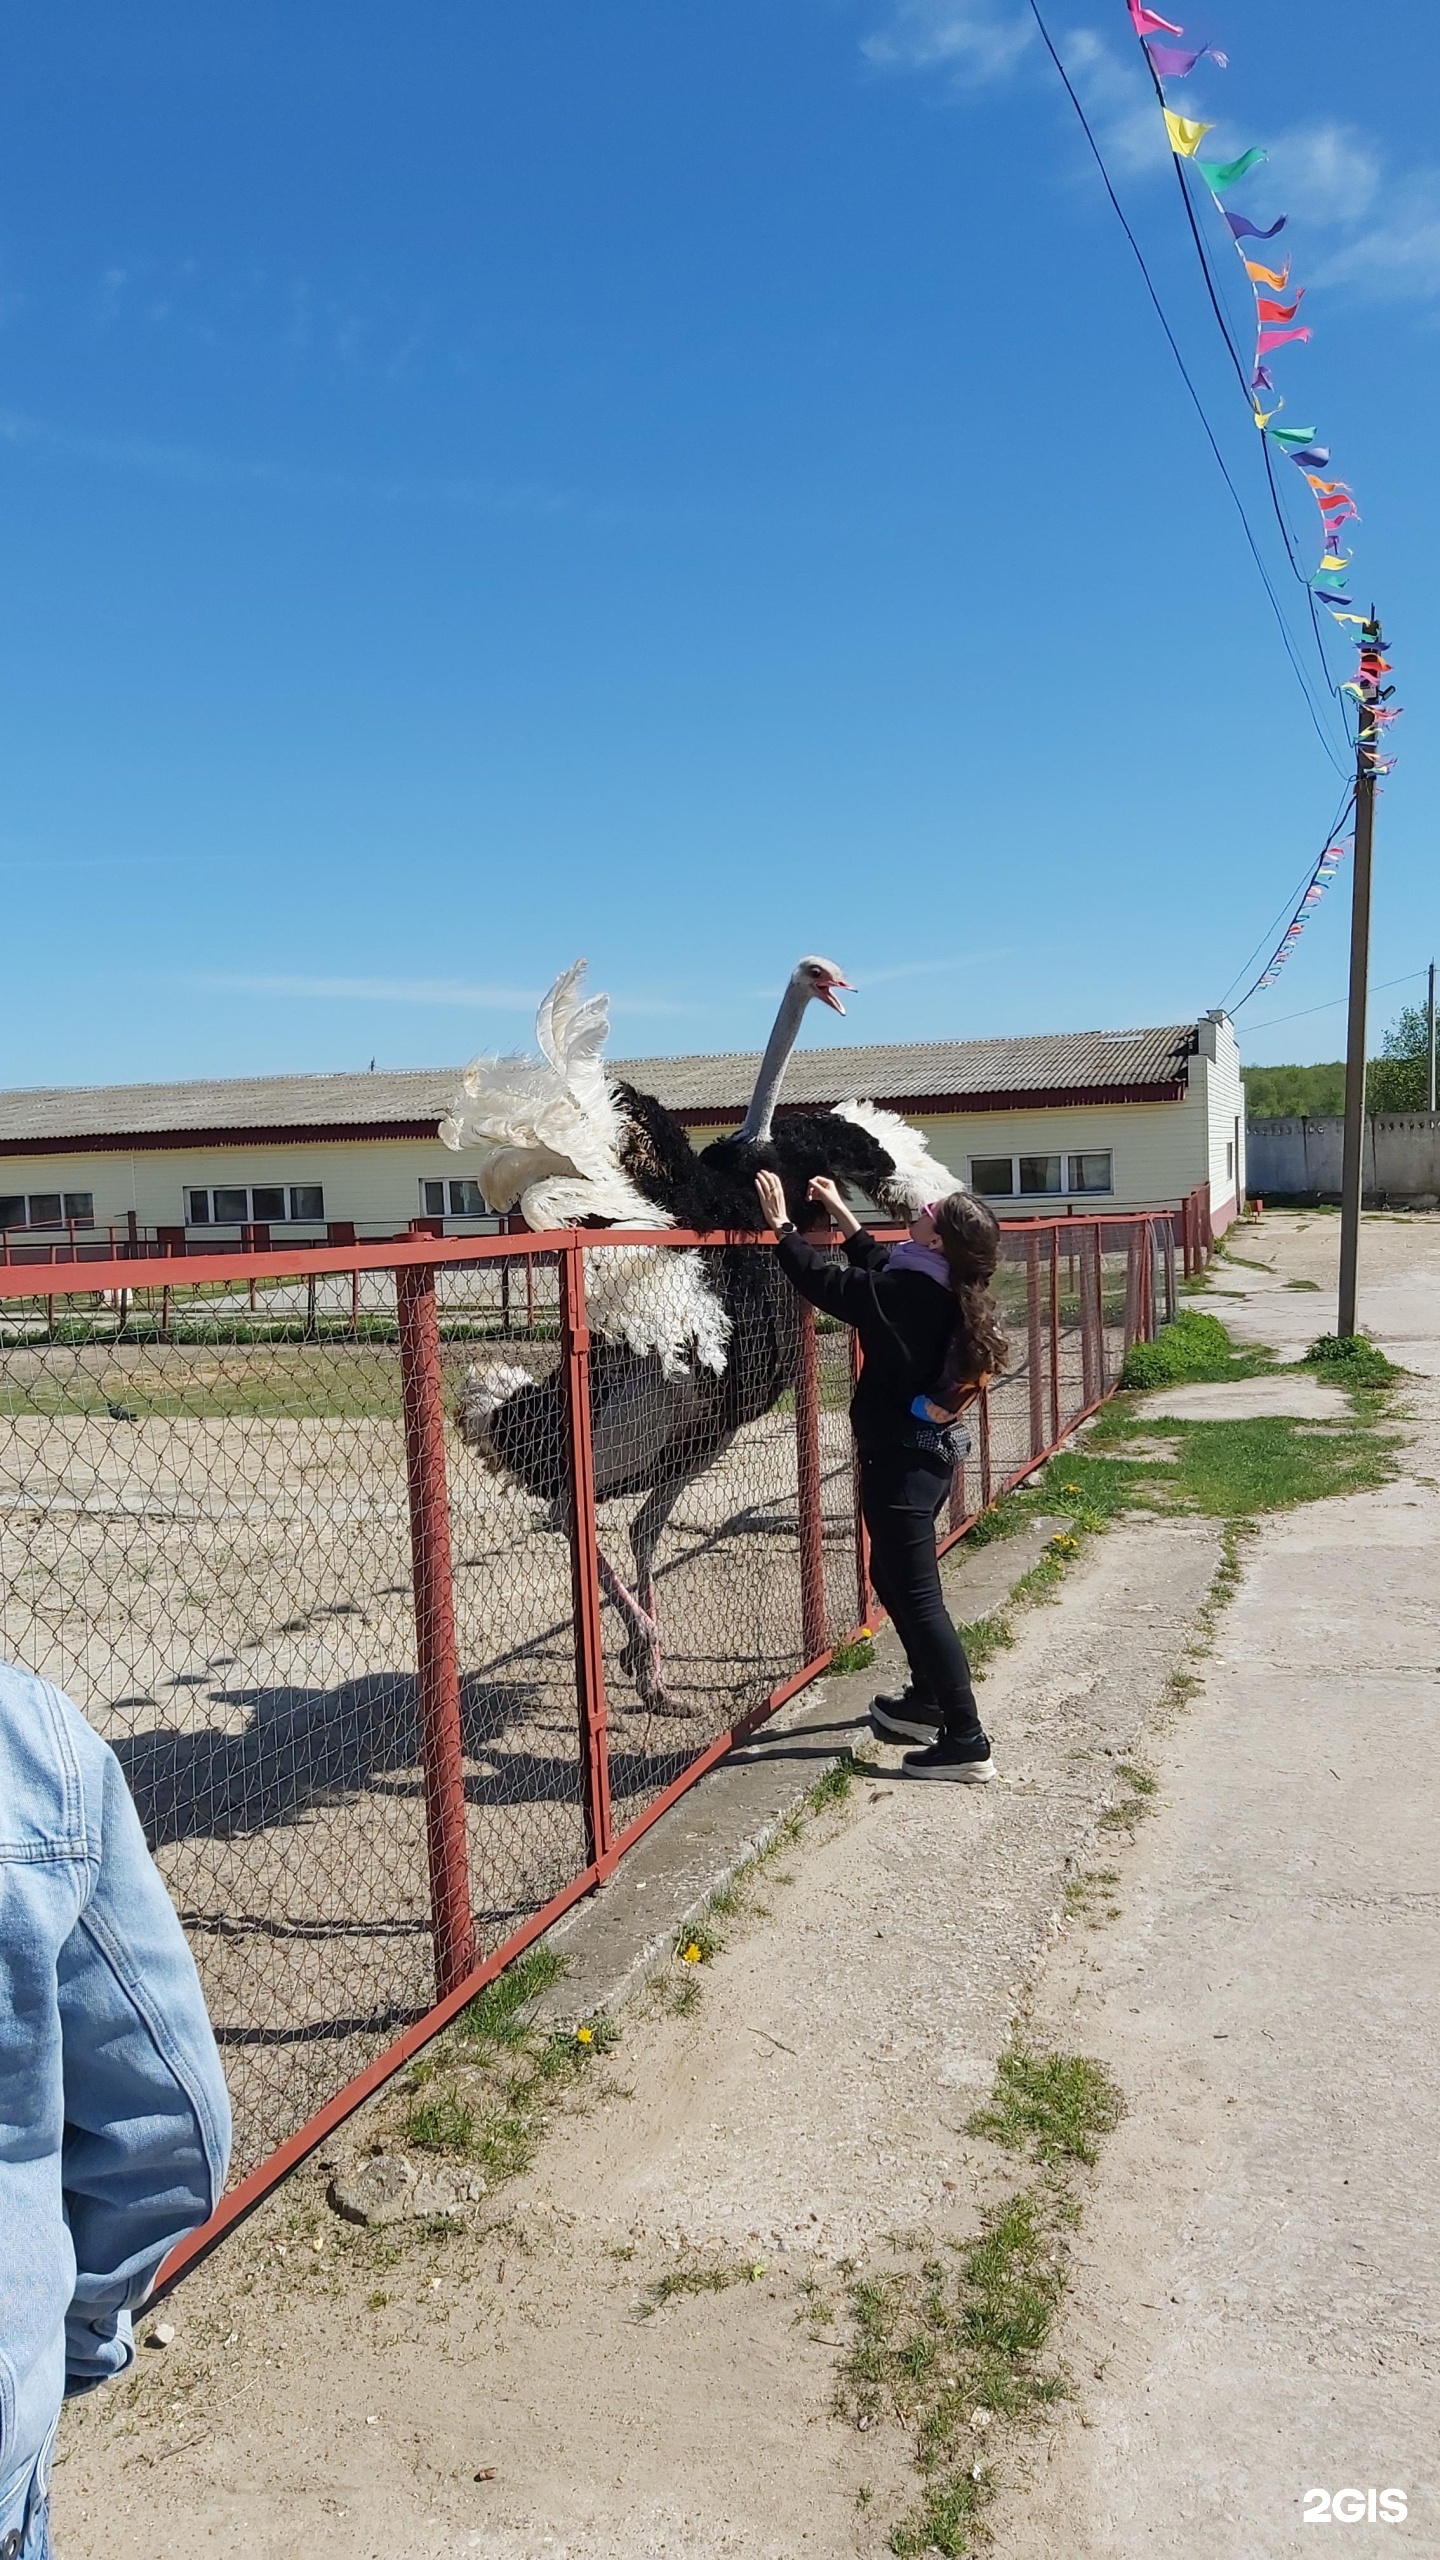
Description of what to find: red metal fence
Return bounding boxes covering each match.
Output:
[0,1211,1174,2277]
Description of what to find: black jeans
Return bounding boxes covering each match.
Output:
[860,1446,985,1746]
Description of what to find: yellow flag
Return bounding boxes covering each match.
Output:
[1245,259,1290,290]
[1164,109,1211,157]
[1320,554,1351,571]
[1252,402,1277,428]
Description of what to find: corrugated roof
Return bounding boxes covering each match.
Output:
[0,1024,1198,1151]
[0,1069,460,1148]
[610,1025,1199,1113]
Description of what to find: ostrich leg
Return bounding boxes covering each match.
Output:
[617,1472,696,1714]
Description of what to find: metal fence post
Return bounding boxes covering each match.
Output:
[977,1386,993,1507]
[795,1299,827,1662]
[1163,1221,1177,1323]
[1048,1227,1061,1443]
[1026,1234,1045,1459]
[850,1331,873,1623]
[1079,1226,1102,1403]
[1123,1228,1142,1357]
[396,1262,476,2002]
[560,1241,615,1873]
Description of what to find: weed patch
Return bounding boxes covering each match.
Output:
[1303,1332,1402,1392]
[370,1949,617,2198]
[966,2050,1123,2167]
[1120,1310,1267,1391]
[828,1633,877,1676]
[1099,1758,1162,1832]
[639,2256,765,2318]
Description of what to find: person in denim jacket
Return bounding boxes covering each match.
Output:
[0,1661,231,2558]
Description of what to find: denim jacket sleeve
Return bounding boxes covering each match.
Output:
[0,1661,230,2540]
[58,1737,232,2388]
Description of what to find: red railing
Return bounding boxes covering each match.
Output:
[0,1212,1175,2284]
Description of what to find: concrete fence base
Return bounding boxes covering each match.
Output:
[1247,1114,1440,1208]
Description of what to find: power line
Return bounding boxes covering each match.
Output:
[1024,0,1351,778]
[1244,969,1425,1036]
[1162,140,1352,743]
[1219,779,1356,1008]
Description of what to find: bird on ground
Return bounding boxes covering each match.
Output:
[441,957,962,1714]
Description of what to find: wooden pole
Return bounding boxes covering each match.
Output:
[1338,613,1386,1341]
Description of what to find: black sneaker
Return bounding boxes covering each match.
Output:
[869,1689,942,1744]
[900,1735,995,1785]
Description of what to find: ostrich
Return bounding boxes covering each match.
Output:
[441,957,962,1713]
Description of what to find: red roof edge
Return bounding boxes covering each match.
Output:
[677,1081,1189,1126]
[0,1120,441,1160]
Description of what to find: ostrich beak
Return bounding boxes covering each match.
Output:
[816,973,854,1015]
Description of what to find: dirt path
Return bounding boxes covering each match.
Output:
[1006,1211,1440,2555]
[51,1509,1221,2559]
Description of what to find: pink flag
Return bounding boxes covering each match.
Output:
[1257,325,1312,354]
[1128,0,1184,33]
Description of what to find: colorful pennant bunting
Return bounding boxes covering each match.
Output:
[1124,0,1376,645]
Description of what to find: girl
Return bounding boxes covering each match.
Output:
[753,1167,1009,1782]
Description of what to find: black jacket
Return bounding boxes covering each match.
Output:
[775,1227,960,1455]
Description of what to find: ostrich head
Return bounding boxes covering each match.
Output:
[795,956,854,1017]
[734,954,857,1142]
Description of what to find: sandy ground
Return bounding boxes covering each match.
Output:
[0,1262,1105,2177]
[51,1499,1222,2558]
[1005,1210,1440,2555]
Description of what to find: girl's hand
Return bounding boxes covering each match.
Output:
[754,1169,790,1231]
[807,1175,862,1238]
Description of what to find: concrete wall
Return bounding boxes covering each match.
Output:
[690,1099,1207,1214]
[1247,1114,1440,1206]
[0,1135,505,1240]
[1193,1013,1246,1223]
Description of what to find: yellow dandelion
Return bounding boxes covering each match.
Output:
[681,1943,702,1965]
[575,2025,594,2045]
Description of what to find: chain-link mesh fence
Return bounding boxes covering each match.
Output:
[0,1213,1170,2214]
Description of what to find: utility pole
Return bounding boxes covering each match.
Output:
[1337,612,1390,1341]
[1428,958,1436,1115]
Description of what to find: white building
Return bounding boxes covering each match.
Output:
[0,1012,1243,1250]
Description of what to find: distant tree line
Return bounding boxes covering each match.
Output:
[1243,1005,1437,1118]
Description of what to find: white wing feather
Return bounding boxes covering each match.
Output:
[439,960,730,1378]
[832,1100,967,1216]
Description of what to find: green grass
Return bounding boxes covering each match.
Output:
[827,1634,877,1676]
[639,2257,765,2317]
[453,1944,565,2048]
[842,2191,1072,2556]
[840,2040,1129,2553]
[966,2049,1124,2168]
[1303,1331,1401,1390]
[1119,1308,1266,1391]
[380,1946,617,2191]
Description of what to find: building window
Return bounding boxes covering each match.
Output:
[186,1185,325,1226]
[421,1179,487,1217]
[966,1152,1113,1200]
[0,1191,95,1229]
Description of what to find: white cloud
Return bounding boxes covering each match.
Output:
[1313,178,1440,302]
[862,0,1035,85]
[1060,27,1170,177]
[1269,122,1382,227]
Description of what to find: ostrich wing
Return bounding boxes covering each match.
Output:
[832,1101,966,1215]
[440,959,730,1378]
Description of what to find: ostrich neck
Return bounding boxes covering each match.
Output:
[735,980,812,1143]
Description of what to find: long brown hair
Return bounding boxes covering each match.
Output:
[933,1191,1010,1386]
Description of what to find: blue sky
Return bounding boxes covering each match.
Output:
[2,0,1432,1084]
